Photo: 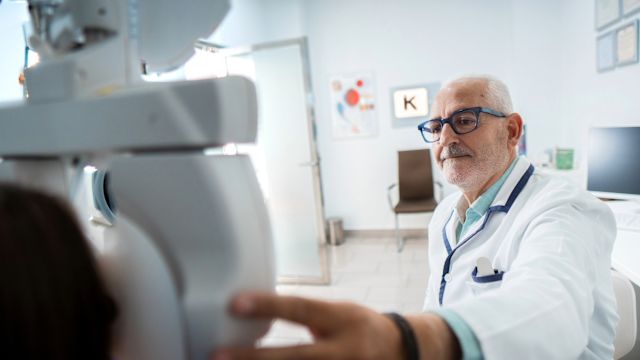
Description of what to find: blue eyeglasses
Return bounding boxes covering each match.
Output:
[417,107,506,143]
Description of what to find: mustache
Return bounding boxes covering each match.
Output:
[440,144,472,161]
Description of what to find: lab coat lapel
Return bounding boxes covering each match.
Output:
[451,157,534,249]
[442,210,458,255]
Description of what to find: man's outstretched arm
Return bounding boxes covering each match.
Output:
[211,292,461,360]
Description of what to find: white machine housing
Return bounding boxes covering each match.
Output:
[0,0,275,359]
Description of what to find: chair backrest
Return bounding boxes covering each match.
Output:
[398,149,433,201]
[612,270,637,359]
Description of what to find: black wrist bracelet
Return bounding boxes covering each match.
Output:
[384,312,420,360]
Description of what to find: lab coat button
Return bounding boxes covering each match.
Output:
[444,273,452,282]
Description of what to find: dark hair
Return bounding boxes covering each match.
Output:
[0,183,116,360]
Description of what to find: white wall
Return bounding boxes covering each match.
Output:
[182,0,640,231]
[0,2,29,104]
[510,0,566,159]
[209,0,304,47]
[301,0,516,230]
[558,0,640,168]
[4,0,638,232]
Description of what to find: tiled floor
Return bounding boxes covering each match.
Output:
[260,236,430,346]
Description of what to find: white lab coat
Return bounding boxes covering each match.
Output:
[423,157,618,360]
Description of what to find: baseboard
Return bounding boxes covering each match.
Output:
[344,228,428,239]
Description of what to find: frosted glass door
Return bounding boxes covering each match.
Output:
[222,39,328,283]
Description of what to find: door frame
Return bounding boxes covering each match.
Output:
[195,37,331,285]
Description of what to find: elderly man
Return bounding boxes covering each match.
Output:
[212,76,618,360]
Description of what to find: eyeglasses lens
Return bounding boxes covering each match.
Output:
[422,121,441,142]
[451,111,478,134]
[420,109,480,143]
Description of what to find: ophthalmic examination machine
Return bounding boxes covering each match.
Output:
[0,0,275,359]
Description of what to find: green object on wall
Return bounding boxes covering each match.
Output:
[555,148,574,170]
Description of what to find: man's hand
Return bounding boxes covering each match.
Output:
[210,292,404,360]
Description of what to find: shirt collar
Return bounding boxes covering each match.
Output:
[455,157,519,222]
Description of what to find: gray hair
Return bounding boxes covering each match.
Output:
[443,74,514,114]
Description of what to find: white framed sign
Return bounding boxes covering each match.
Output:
[389,82,440,129]
[596,0,621,29]
[597,30,616,72]
[616,20,639,66]
[623,0,640,16]
[393,87,429,119]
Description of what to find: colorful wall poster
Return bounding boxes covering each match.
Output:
[329,72,377,139]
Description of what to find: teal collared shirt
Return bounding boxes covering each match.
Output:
[433,308,484,360]
[455,158,519,241]
[435,157,519,360]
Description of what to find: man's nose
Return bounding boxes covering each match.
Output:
[438,124,459,147]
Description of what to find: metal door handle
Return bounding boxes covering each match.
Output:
[298,160,319,167]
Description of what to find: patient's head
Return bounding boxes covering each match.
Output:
[0,183,116,360]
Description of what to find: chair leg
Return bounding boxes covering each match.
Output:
[395,213,405,252]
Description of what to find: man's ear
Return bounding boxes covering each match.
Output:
[506,113,523,147]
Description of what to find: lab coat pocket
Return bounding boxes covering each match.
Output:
[466,267,505,296]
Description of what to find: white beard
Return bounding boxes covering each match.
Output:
[441,133,511,193]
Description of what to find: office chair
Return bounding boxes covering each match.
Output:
[387,149,438,252]
[612,270,637,359]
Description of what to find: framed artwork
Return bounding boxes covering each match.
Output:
[329,72,377,139]
[596,0,622,29]
[615,21,639,66]
[597,31,616,72]
[622,0,640,16]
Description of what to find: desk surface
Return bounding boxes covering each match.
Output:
[607,201,640,285]
[612,229,640,286]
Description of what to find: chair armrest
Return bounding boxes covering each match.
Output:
[387,183,397,211]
